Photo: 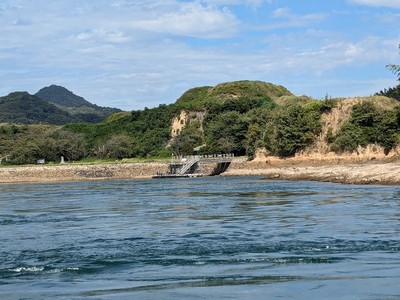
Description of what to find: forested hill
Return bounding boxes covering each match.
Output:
[1,80,400,165]
[0,85,121,125]
[174,80,292,110]
[0,92,81,125]
[36,85,95,108]
[35,85,121,123]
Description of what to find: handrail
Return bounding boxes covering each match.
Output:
[179,156,200,175]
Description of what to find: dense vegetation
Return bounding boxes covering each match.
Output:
[330,100,400,154]
[36,85,120,123]
[376,84,400,101]
[0,85,120,125]
[175,80,290,110]
[0,125,85,165]
[1,79,400,165]
[0,92,81,125]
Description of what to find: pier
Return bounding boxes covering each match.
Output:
[152,154,233,178]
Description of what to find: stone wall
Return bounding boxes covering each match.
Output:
[0,163,168,183]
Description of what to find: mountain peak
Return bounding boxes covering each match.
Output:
[0,92,80,125]
[35,85,121,123]
[35,85,92,108]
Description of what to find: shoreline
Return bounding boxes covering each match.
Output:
[225,159,400,185]
[1,157,400,185]
[0,162,166,184]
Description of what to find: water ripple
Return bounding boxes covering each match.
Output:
[0,177,399,299]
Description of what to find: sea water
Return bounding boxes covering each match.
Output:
[0,177,399,299]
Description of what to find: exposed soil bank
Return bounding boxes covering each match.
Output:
[1,157,400,185]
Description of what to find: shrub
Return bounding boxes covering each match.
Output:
[331,101,400,154]
[330,123,366,153]
[266,104,322,157]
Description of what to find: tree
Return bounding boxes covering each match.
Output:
[375,110,399,154]
[351,102,376,127]
[169,120,204,157]
[330,101,400,154]
[330,123,366,153]
[269,104,322,157]
[94,134,134,159]
[169,132,202,156]
[132,128,171,157]
[245,123,263,158]
[378,44,400,101]
[376,86,400,101]
[386,44,400,80]
[53,130,86,161]
[204,111,248,155]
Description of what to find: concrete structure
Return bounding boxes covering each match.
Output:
[153,155,232,178]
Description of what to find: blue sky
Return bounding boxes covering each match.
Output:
[1,0,399,110]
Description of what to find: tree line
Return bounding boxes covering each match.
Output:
[1,44,400,166]
[2,94,400,166]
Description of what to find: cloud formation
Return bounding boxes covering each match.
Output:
[132,2,240,38]
[0,0,399,110]
[349,0,400,8]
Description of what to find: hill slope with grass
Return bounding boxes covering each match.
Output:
[175,80,292,110]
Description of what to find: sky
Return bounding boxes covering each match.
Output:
[1,0,399,110]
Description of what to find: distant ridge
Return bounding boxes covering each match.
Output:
[0,85,122,125]
[35,85,121,123]
[0,92,81,125]
[35,85,95,108]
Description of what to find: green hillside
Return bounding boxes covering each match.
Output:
[36,85,94,107]
[175,80,292,109]
[35,85,121,123]
[1,80,400,165]
[0,92,80,125]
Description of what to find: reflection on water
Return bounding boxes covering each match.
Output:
[0,177,399,299]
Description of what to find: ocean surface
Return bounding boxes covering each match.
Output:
[0,176,399,299]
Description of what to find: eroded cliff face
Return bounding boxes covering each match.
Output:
[171,111,188,138]
[170,110,206,137]
[252,144,400,166]
[296,97,363,158]
[253,97,400,164]
[170,97,400,163]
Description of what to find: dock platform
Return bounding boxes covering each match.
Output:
[152,154,232,179]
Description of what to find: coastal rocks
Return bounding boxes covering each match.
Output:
[2,158,400,185]
[225,159,400,185]
[77,167,114,178]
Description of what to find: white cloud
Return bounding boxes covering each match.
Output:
[348,0,400,8]
[132,2,240,38]
[74,29,128,43]
[267,7,326,29]
[202,0,272,8]
[0,0,399,110]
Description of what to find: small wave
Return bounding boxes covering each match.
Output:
[2,265,85,277]
[128,251,347,268]
[9,266,44,273]
[0,214,85,226]
[65,267,80,271]
[0,215,30,225]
